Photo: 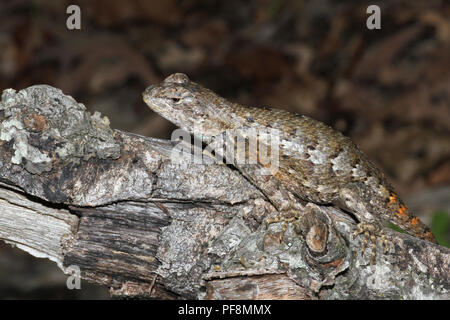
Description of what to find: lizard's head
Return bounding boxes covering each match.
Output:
[143,73,239,140]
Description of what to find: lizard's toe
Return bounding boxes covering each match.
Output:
[264,208,300,243]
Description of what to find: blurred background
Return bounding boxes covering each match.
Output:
[0,0,449,298]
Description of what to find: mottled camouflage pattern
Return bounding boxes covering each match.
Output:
[143,73,436,243]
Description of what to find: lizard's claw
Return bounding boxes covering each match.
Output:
[353,223,390,265]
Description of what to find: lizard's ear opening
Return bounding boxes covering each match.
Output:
[164,73,190,84]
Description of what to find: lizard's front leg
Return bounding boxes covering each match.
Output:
[265,202,302,243]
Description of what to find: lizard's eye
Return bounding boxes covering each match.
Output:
[169,97,181,103]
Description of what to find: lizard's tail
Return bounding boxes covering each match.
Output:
[388,193,437,243]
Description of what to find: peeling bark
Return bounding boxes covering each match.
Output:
[0,85,448,299]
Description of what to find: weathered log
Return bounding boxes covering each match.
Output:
[0,85,448,299]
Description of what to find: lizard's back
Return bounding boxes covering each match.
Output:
[227,104,436,243]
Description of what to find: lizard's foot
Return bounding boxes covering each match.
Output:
[353,223,390,265]
[265,210,299,243]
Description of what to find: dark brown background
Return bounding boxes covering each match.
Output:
[0,0,448,299]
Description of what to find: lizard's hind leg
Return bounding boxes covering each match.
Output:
[353,223,389,264]
[338,186,391,264]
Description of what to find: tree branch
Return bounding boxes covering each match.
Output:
[0,85,448,299]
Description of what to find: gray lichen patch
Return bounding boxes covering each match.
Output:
[0,117,52,174]
[0,85,120,174]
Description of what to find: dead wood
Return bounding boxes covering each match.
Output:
[0,85,448,299]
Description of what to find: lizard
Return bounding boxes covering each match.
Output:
[143,73,437,264]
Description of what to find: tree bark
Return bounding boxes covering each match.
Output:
[0,85,448,299]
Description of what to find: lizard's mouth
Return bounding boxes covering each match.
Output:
[142,86,155,102]
[143,87,168,116]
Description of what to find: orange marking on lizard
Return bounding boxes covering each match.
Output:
[388,194,397,205]
[396,205,407,216]
[410,217,419,226]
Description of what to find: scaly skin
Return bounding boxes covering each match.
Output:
[143,73,437,263]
